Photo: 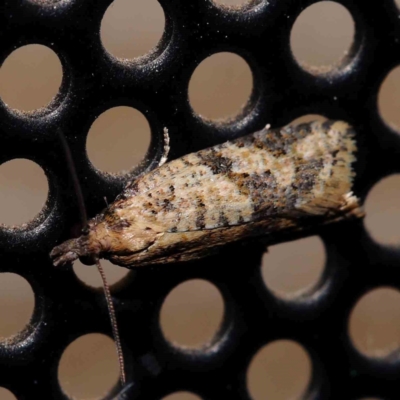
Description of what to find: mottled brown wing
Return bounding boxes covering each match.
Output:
[117,120,358,234]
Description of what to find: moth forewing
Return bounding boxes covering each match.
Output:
[51,120,363,269]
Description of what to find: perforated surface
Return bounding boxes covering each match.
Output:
[0,0,400,399]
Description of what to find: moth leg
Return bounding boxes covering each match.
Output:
[158,127,170,167]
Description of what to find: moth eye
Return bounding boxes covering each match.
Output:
[79,255,97,266]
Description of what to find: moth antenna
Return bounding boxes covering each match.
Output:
[56,128,89,233]
[56,129,126,385]
[96,260,126,386]
[158,127,170,167]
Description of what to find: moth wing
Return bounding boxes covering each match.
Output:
[119,120,359,234]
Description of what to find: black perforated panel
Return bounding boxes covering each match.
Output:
[1,0,400,399]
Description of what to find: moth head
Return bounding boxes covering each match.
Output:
[50,231,98,268]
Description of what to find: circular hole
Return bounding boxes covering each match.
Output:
[378,65,400,131]
[73,259,129,289]
[0,44,62,111]
[162,392,202,400]
[349,287,400,357]
[160,279,224,348]
[262,236,325,298]
[364,174,400,246]
[289,114,328,126]
[189,52,253,121]
[27,0,65,5]
[290,1,355,69]
[58,333,120,399]
[247,340,312,400]
[101,0,165,60]
[0,273,34,339]
[0,159,48,226]
[87,106,151,174]
[211,0,254,7]
[0,388,17,400]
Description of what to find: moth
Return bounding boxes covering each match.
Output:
[50,119,363,386]
[51,120,363,269]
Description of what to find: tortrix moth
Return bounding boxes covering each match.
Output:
[51,120,363,269]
